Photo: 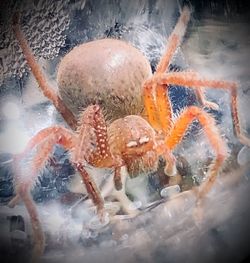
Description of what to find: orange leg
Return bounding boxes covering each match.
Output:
[143,83,163,132]
[9,127,76,207]
[18,184,44,262]
[156,6,191,73]
[143,6,191,134]
[10,127,76,260]
[143,82,175,172]
[16,127,75,162]
[14,125,105,208]
[143,77,173,134]
[195,87,219,110]
[9,126,105,259]
[165,106,228,200]
[12,12,77,130]
[75,163,104,215]
[143,81,176,179]
[155,84,173,134]
[147,71,250,147]
[13,127,76,190]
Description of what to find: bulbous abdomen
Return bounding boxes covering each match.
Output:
[57,39,152,121]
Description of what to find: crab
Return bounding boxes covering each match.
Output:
[9,6,250,261]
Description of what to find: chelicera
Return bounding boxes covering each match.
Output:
[9,6,250,260]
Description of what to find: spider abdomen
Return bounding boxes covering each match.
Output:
[57,39,152,121]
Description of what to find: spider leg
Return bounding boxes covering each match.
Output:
[143,6,191,134]
[162,149,177,176]
[77,105,128,193]
[143,83,177,175]
[156,6,191,73]
[9,127,75,207]
[114,164,124,191]
[7,194,20,208]
[143,80,174,135]
[18,182,44,262]
[195,87,219,110]
[143,82,164,132]
[148,71,250,147]
[74,163,105,219]
[165,106,228,200]
[101,166,140,216]
[12,13,77,130]
[178,69,220,110]
[9,126,75,260]
[155,142,177,176]
[155,83,173,134]
[112,166,140,216]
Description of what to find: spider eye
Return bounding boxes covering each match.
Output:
[138,136,150,145]
[126,141,138,148]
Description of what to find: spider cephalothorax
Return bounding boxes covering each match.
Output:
[9,6,250,261]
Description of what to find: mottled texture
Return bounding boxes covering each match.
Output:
[0,0,70,83]
[57,38,152,121]
[108,115,158,176]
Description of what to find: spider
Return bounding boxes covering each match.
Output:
[9,6,250,261]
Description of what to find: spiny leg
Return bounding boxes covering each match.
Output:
[143,6,191,134]
[143,83,163,132]
[10,126,76,260]
[75,163,105,218]
[78,105,128,194]
[75,105,113,167]
[154,5,191,132]
[12,12,77,130]
[143,70,173,134]
[173,69,219,109]
[187,70,219,109]
[155,83,173,135]
[195,87,219,110]
[18,184,44,262]
[156,6,191,73]
[143,82,176,175]
[147,71,250,147]
[13,138,55,260]
[9,127,76,207]
[165,106,228,200]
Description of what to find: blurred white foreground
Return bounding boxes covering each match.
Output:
[36,164,250,263]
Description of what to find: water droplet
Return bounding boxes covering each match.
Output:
[160,185,181,198]
[237,146,250,166]
[120,234,128,241]
[81,228,91,239]
[104,202,120,216]
[88,212,110,231]
[132,200,142,209]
